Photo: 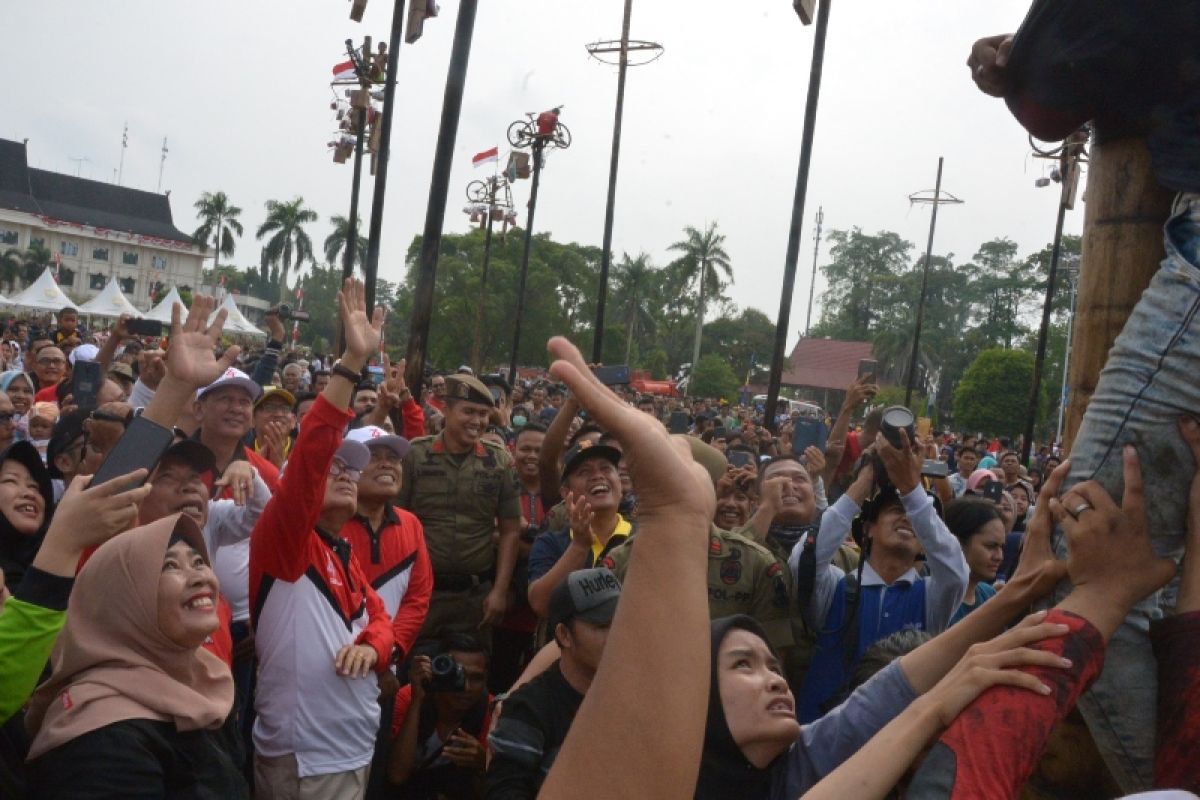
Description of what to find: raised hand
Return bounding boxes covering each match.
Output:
[920,610,1072,728]
[803,445,826,477]
[1051,446,1177,638]
[163,294,241,390]
[1005,459,1070,601]
[547,337,714,525]
[967,33,1014,97]
[565,490,596,543]
[338,278,384,365]
[31,471,153,577]
[138,348,167,390]
[876,428,923,495]
[843,375,878,411]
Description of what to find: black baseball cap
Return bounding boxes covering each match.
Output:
[547,567,622,632]
[46,408,90,479]
[559,440,622,483]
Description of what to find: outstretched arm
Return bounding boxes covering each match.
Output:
[540,339,714,800]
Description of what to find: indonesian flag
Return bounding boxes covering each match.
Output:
[332,59,357,82]
[472,146,499,169]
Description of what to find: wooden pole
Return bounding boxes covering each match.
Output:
[1064,138,1171,450]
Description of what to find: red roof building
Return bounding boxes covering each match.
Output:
[781,338,876,392]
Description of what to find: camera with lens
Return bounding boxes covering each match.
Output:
[428,653,467,693]
[269,303,311,323]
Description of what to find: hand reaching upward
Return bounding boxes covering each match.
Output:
[163,294,241,390]
[339,278,384,367]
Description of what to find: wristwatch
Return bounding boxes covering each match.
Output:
[331,360,362,384]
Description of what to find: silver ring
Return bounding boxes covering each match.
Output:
[1071,502,1092,519]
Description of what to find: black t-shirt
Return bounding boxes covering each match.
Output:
[486,662,584,800]
[1005,0,1200,193]
[29,718,247,800]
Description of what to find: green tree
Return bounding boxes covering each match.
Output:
[191,191,244,273]
[953,348,1034,437]
[812,229,913,340]
[668,222,733,368]
[324,214,369,271]
[256,197,318,301]
[701,307,775,386]
[610,252,659,364]
[690,353,740,400]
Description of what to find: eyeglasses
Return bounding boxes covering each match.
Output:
[329,460,362,482]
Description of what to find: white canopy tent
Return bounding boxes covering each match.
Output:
[209,293,267,338]
[143,286,185,323]
[6,268,79,312]
[77,279,141,318]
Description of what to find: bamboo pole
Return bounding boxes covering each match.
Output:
[1064,138,1172,450]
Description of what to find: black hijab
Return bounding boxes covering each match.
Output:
[695,615,780,800]
[0,441,55,590]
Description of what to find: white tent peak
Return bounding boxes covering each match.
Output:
[144,286,185,323]
[77,279,141,318]
[210,293,266,338]
[7,268,79,312]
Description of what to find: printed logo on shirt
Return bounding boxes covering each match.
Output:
[720,557,742,585]
[325,553,343,588]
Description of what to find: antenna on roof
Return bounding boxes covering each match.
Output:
[68,156,91,177]
[157,136,169,193]
[117,122,128,185]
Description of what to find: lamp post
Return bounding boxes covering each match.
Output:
[464,174,513,371]
[904,158,963,407]
[586,2,663,362]
[506,110,571,382]
[1024,129,1088,463]
[764,0,831,435]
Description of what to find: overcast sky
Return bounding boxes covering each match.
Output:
[6,0,1077,350]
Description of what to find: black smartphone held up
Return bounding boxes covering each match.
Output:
[921,459,949,479]
[982,479,1005,503]
[69,360,105,411]
[727,448,755,468]
[668,410,690,434]
[592,364,631,386]
[127,318,164,337]
[858,359,878,381]
[90,416,176,489]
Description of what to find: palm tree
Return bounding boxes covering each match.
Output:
[191,191,244,273]
[1,248,22,294]
[668,221,733,367]
[256,197,318,301]
[610,252,659,364]
[22,242,53,285]
[323,214,369,270]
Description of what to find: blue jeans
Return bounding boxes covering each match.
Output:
[1056,192,1200,791]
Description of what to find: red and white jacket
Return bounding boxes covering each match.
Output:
[340,504,433,661]
[249,394,394,778]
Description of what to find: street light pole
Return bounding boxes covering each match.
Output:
[361,0,407,314]
[804,206,823,337]
[509,139,545,383]
[765,0,832,434]
[404,0,480,390]
[336,38,371,355]
[906,157,944,407]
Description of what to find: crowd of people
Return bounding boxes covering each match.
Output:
[3,3,1200,798]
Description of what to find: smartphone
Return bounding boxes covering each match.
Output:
[857,359,878,381]
[592,364,631,386]
[921,459,949,478]
[791,417,829,455]
[728,448,755,468]
[982,480,1004,503]
[668,410,690,434]
[367,365,385,386]
[69,360,104,411]
[127,318,164,337]
[917,417,933,440]
[90,416,176,488]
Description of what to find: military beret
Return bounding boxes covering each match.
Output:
[445,374,495,408]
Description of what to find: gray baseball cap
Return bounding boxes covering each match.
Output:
[547,567,622,632]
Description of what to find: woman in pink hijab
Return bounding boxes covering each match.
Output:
[25,514,244,798]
